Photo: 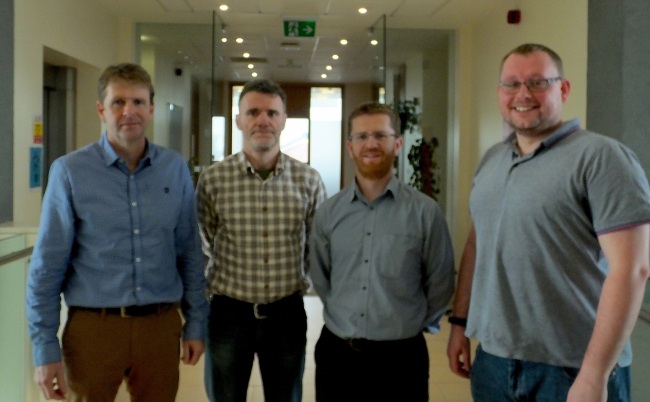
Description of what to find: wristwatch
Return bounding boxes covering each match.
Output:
[448,316,467,327]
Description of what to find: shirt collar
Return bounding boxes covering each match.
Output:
[98,132,154,168]
[505,118,581,156]
[350,175,400,203]
[237,151,287,177]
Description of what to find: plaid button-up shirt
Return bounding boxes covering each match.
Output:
[196,152,326,303]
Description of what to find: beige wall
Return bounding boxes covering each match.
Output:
[14,0,125,226]
[450,0,588,255]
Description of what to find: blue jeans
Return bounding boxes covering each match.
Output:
[204,294,306,402]
[471,345,630,402]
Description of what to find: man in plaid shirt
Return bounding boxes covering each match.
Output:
[196,78,326,402]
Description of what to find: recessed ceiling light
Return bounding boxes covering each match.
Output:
[221,37,227,43]
[370,39,378,46]
[252,72,258,77]
[332,54,339,60]
[340,39,348,45]
[358,7,368,14]
[236,38,244,44]
[219,5,229,11]
[326,65,332,71]
[321,74,327,78]
[243,52,250,58]
[248,64,254,69]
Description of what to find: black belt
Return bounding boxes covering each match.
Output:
[212,292,302,319]
[324,326,421,353]
[70,303,176,318]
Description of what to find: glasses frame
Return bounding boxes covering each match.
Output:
[499,77,563,94]
[348,132,397,143]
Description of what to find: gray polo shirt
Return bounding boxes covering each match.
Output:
[467,119,650,368]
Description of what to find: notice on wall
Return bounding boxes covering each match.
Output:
[30,147,42,188]
[33,115,43,144]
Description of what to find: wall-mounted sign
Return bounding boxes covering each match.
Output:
[283,20,316,37]
[30,147,42,188]
[33,115,43,144]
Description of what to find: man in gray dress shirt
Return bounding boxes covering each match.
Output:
[310,102,455,402]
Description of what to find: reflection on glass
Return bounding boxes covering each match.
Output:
[211,116,226,162]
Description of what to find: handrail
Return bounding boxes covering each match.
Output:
[0,246,33,267]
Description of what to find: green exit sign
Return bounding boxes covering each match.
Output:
[283,20,316,37]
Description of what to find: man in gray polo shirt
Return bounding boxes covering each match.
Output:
[447,43,650,401]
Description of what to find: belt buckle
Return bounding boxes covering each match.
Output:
[253,304,268,319]
[120,306,131,318]
[347,339,362,352]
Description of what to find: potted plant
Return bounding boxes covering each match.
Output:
[407,137,441,200]
[395,98,420,134]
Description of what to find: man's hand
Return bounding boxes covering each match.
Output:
[181,339,205,365]
[35,362,67,400]
[447,324,472,378]
[567,373,607,402]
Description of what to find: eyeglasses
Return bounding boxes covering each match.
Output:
[499,77,562,94]
[349,132,397,143]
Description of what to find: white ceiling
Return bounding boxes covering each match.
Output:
[94,0,513,84]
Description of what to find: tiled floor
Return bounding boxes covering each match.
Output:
[116,295,473,402]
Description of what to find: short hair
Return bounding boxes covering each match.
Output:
[347,102,401,137]
[238,79,287,110]
[97,63,155,103]
[500,43,564,77]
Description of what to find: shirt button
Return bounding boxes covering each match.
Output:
[135,257,141,263]
[262,206,268,212]
[364,259,369,263]
[131,202,137,207]
[366,232,371,236]
[134,229,140,235]
[136,287,141,291]
[262,231,268,237]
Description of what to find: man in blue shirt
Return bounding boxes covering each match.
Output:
[26,63,208,402]
[310,102,455,401]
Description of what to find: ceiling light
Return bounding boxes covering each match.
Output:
[248,64,254,69]
[321,74,327,78]
[358,7,368,14]
[243,52,250,58]
[236,38,244,44]
[221,37,227,43]
[332,54,339,60]
[252,72,258,77]
[219,5,229,11]
[340,39,348,45]
[326,65,332,71]
[370,39,378,46]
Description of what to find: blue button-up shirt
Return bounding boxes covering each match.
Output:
[26,133,208,366]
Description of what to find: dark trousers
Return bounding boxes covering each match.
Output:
[315,325,429,402]
[204,293,306,402]
[61,305,182,402]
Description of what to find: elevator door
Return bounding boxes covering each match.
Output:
[42,64,75,194]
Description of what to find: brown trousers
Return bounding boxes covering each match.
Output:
[61,306,182,402]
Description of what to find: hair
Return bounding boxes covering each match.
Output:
[97,63,155,103]
[238,79,287,110]
[500,43,564,77]
[347,102,401,137]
